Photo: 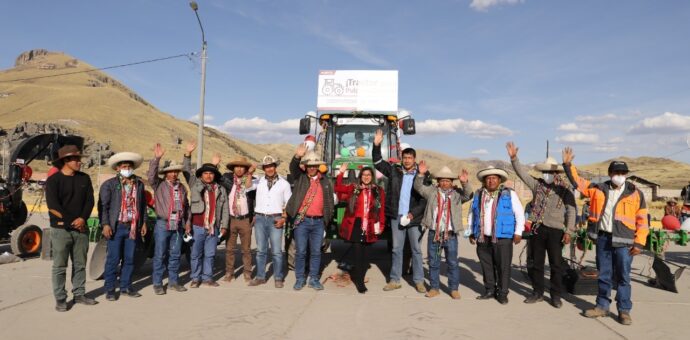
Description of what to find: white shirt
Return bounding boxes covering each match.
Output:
[431,191,454,231]
[467,190,525,237]
[600,182,625,233]
[254,176,292,215]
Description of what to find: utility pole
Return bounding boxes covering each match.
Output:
[190,1,207,169]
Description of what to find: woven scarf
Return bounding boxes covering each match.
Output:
[434,189,453,244]
[118,179,139,240]
[479,187,502,244]
[529,175,565,233]
[294,173,322,225]
[166,180,182,230]
[231,175,248,216]
[203,183,218,234]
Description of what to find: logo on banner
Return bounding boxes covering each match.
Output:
[321,78,358,97]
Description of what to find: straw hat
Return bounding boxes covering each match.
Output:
[261,155,280,167]
[158,160,184,174]
[107,152,143,170]
[534,157,564,173]
[300,151,326,166]
[433,166,456,180]
[226,156,252,170]
[477,166,508,183]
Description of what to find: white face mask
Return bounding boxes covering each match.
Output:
[542,173,554,184]
[119,169,134,178]
[611,175,626,187]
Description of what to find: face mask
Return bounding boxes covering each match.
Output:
[119,169,133,178]
[611,175,626,187]
[542,173,554,184]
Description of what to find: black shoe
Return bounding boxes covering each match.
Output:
[55,299,68,312]
[169,283,188,292]
[551,297,563,309]
[74,295,98,306]
[476,291,494,300]
[153,285,166,295]
[121,289,142,298]
[106,291,117,301]
[497,295,509,305]
[523,294,544,304]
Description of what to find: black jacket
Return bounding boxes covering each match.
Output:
[372,144,431,226]
[285,156,335,224]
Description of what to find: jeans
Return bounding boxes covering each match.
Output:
[254,215,284,281]
[51,228,89,300]
[104,223,137,291]
[595,232,633,312]
[191,225,218,282]
[428,230,459,291]
[389,218,424,284]
[152,219,183,286]
[294,217,324,281]
[527,225,565,298]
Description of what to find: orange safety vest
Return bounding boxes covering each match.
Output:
[564,164,649,248]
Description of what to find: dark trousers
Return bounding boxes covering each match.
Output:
[476,238,513,297]
[527,225,565,298]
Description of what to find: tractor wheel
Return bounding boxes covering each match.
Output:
[10,223,42,256]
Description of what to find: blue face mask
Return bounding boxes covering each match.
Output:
[119,169,134,178]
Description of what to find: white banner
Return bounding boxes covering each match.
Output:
[316,70,398,112]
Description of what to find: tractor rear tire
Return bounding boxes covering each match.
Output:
[10,223,42,256]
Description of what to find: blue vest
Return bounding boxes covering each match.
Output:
[471,188,516,239]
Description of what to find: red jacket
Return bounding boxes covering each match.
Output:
[335,172,386,243]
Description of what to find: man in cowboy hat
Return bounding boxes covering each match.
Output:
[217,155,257,283]
[285,143,334,291]
[414,161,473,299]
[183,142,229,288]
[507,142,576,308]
[562,147,648,325]
[247,155,292,288]
[468,166,525,304]
[45,145,97,311]
[372,129,432,293]
[99,152,148,301]
[148,143,190,295]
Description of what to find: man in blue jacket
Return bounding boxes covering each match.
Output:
[99,152,148,301]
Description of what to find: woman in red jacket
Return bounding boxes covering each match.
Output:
[335,163,386,293]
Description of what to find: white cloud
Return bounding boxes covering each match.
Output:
[557,123,579,131]
[469,0,524,12]
[555,133,600,144]
[575,113,618,122]
[628,112,690,134]
[593,145,619,153]
[416,118,513,138]
[471,149,489,155]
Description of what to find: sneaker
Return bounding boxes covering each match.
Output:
[308,278,324,291]
[293,279,306,290]
[583,307,609,318]
[618,311,632,325]
[248,278,267,287]
[106,291,117,301]
[169,283,188,292]
[55,299,68,312]
[153,285,166,295]
[203,280,219,287]
[450,290,461,300]
[496,294,509,305]
[383,281,402,291]
[551,297,563,309]
[275,280,284,288]
[190,281,201,289]
[121,289,142,298]
[415,282,427,294]
[425,289,440,298]
[523,294,544,304]
[73,295,98,306]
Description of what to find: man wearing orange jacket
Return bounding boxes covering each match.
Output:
[562,147,648,326]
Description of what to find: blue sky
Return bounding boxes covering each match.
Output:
[2,0,690,164]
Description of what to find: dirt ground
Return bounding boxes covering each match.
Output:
[1,215,688,340]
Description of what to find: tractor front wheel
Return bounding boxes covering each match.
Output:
[10,223,42,256]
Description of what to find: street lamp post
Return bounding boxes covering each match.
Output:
[190,1,207,169]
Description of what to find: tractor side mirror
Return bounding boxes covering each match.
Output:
[401,119,416,135]
[299,118,311,135]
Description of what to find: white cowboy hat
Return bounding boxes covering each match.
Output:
[477,166,508,183]
[433,166,456,180]
[107,152,143,170]
[300,151,326,166]
[534,157,564,173]
[158,160,184,174]
[261,155,280,167]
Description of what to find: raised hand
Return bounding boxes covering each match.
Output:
[185,140,197,155]
[339,162,348,174]
[248,163,257,174]
[295,143,307,158]
[374,129,383,146]
[211,153,222,167]
[506,142,519,160]
[562,147,575,164]
[418,160,428,174]
[459,169,469,183]
[153,143,165,159]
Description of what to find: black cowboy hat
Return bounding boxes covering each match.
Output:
[195,163,221,179]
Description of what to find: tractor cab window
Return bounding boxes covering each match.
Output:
[334,125,386,159]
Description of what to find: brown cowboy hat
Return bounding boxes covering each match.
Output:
[52,145,82,164]
[226,156,252,170]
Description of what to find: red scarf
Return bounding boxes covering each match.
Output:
[295,173,322,225]
[166,180,183,230]
[434,189,453,243]
[118,180,139,240]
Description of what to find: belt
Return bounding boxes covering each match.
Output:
[231,214,251,220]
[255,212,282,217]
[598,230,612,236]
[305,215,323,219]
